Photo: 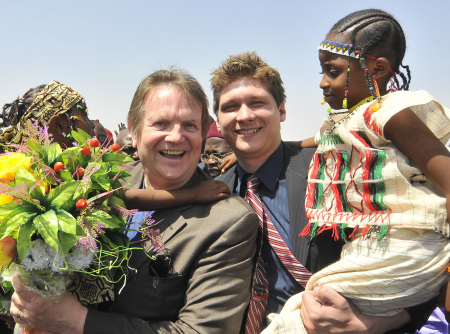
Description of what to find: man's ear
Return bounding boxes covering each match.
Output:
[279,102,286,122]
[128,122,138,148]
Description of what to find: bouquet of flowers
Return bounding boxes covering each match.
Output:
[0,122,138,332]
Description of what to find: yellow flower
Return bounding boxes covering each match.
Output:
[0,152,32,182]
[0,195,14,205]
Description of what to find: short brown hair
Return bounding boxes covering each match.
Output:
[210,51,286,114]
[128,68,210,140]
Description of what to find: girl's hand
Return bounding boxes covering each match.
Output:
[219,153,237,175]
[192,180,231,203]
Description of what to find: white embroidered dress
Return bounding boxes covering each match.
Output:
[263,90,450,333]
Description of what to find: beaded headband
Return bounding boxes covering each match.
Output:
[318,40,361,59]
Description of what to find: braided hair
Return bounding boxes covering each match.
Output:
[330,9,411,91]
[1,84,46,128]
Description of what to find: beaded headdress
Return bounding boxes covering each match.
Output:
[318,40,381,112]
[318,40,361,59]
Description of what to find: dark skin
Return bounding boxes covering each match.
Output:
[47,102,94,148]
[116,127,139,160]
[203,137,234,178]
[299,35,450,332]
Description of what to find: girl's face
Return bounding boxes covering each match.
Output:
[318,35,374,110]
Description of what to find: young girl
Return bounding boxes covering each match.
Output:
[264,8,450,333]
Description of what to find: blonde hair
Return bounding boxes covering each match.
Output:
[210,51,285,114]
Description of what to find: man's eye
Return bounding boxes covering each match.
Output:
[185,123,197,131]
[250,101,264,107]
[222,104,237,112]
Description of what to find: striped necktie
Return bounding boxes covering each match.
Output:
[244,175,312,333]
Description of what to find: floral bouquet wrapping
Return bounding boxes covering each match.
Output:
[0,123,136,333]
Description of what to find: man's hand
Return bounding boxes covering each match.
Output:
[301,286,410,334]
[10,274,87,334]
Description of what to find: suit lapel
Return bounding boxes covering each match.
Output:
[125,167,206,271]
[127,206,190,271]
[284,144,314,267]
[217,165,238,192]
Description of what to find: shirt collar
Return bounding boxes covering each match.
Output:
[237,142,284,192]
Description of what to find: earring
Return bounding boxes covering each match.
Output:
[62,132,66,137]
[370,79,381,112]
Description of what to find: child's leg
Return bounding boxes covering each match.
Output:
[306,228,450,316]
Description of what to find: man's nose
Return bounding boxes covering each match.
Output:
[166,125,183,142]
[236,104,255,122]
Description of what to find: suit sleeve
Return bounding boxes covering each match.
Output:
[83,206,259,334]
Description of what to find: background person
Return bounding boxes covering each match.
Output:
[0,81,94,152]
[10,68,259,334]
[115,122,139,160]
[201,121,235,178]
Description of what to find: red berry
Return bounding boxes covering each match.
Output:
[89,138,100,148]
[54,162,65,173]
[110,143,120,152]
[81,146,90,156]
[76,168,85,177]
[76,199,88,210]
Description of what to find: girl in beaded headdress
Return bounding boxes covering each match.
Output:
[265,8,450,333]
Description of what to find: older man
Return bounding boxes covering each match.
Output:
[212,52,432,334]
[10,69,259,334]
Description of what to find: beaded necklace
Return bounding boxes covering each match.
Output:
[325,96,374,133]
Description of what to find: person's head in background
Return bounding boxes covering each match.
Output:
[91,119,110,147]
[116,126,139,160]
[202,121,233,178]
[0,81,94,152]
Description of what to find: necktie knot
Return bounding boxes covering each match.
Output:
[247,175,261,190]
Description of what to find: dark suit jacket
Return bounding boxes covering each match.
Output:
[218,143,344,277]
[83,163,259,333]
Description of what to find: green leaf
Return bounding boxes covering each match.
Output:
[59,169,73,182]
[14,167,36,190]
[34,210,59,252]
[47,144,63,166]
[108,195,126,208]
[0,204,37,240]
[70,128,91,146]
[86,209,120,229]
[47,181,80,210]
[90,177,111,191]
[0,201,20,220]
[102,152,132,165]
[55,209,78,235]
[27,139,46,160]
[58,231,78,255]
[17,221,36,261]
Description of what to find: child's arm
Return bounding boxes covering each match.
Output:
[285,137,317,149]
[123,180,231,211]
[219,153,237,175]
[384,108,450,215]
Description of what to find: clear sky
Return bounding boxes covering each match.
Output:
[1,0,449,141]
